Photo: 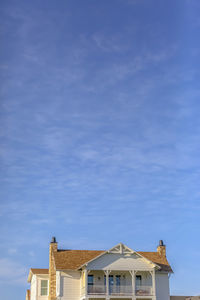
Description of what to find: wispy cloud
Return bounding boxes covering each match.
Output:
[1,0,200,297]
[0,258,27,285]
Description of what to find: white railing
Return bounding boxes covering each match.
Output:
[87,285,106,295]
[82,284,153,297]
[135,285,153,296]
[109,285,132,295]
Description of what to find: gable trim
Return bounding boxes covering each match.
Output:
[78,243,161,270]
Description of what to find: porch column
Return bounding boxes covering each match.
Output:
[104,270,110,300]
[129,270,136,300]
[151,268,156,297]
[84,269,89,300]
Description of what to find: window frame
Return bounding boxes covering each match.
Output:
[88,275,94,286]
[40,279,48,296]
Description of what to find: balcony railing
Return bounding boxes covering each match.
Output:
[109,285,132,296]
[87,285,106,295]
[136,285,153,296]
[82,284,153,296]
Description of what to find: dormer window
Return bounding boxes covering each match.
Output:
[41,280,48,296]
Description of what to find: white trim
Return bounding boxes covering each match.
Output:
[40,279,49,296]
[108,243,135,254]
[78,243,161,270]
[56,271,61,297]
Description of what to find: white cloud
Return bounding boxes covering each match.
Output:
[8,248,17,255]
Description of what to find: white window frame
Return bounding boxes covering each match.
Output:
[40,279,49,296]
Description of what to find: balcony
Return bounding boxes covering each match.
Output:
[81,270,155,299]
[82,284,153,297]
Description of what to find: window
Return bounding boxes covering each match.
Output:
[116,275,121,293]
[88,275,94,293]
[88,275,94,286]
[116,275,121,286]
[41,280,48,296]
[136,275,142,286]
[109,275,114,293]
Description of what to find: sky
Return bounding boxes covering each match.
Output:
[0,0,200,299]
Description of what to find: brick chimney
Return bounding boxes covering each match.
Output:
[157,240,166,257]
[48,237,57,300]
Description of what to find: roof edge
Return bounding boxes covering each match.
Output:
[27,268,49,282]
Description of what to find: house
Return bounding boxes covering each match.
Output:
[27,238,173,300]
[170,297,200,300]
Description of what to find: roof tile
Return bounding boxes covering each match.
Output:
[53,250,172,272]
[30,268,49,274]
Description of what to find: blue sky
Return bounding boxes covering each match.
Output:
[0,0,200,298]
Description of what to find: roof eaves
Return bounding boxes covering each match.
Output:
[134,251,161,270]
[77,251,107,270]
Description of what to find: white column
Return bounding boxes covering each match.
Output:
[151,268,156,297]
[104,270,110,300]
[84,269,89,300]
[129,270,136,300]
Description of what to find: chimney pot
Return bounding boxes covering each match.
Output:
[159,240,164,246]
[51,237,57,243]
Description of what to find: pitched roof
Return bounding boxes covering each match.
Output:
[30,268,49,274]
[54,250,104,270]
[138,252,173,272]
[53,249,172,272]
[28,268,49,282]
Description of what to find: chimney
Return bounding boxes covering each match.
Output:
[157,240,166,257]
[48,237,57,300]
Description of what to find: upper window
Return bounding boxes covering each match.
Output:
[136,275,142,286]
[116,275,121,286]
[88,275,94,286]
[41,280,48,296]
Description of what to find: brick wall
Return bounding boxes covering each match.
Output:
[48,241,57,300]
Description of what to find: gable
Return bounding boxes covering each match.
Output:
[52,245,172,272]
[86,252,155,270]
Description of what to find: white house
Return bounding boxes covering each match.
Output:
[27,238,173,300]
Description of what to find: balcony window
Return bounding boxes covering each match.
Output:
[116,275,121,285]
[41,280,48,296]
[116,275,121,293]
[136,275,142,286]
[109,275,114,293]
[88,275,93,293]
